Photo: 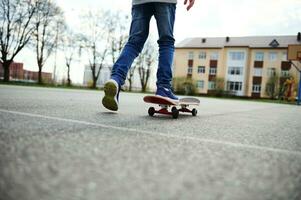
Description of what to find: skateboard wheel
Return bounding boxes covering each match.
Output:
[171,106,177,113]
[148,107,155,116]
[172,107,179,119]
[192,108,197,116]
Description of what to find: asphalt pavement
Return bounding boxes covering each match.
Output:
[0,85,301,200]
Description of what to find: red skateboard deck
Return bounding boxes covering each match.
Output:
[143,95,177,105]
[143,95,200,119]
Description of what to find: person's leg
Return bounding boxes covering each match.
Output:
[111,4,153,86]
[154,3,176,90]
[103,3,153,111]
[153,3,178,101]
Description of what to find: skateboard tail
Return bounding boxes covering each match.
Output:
[143,95,177,106]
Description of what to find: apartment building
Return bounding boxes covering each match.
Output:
[174,34,301,98]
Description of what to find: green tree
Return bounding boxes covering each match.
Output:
[265,74,279,99]
[213,77,225,97]
[173,77,196,95]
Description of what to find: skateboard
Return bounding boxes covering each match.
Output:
[143,95,200,119]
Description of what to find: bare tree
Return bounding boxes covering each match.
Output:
[87,44,107,89]
[0,0,37,82]
[104,11,129,72]
[79,10,110,89]
[62,29,80,87]
[138,40,156,92]
[33,0,64,84]
[127,59,138,91]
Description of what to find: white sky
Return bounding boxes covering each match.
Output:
[16,0,301,84]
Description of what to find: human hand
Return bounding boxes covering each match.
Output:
[184,0,195,11]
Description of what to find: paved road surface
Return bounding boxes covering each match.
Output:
[0,85,301,200]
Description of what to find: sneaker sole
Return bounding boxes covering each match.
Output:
[102,82,118,111]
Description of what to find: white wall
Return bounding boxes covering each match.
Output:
[226,50,248,96]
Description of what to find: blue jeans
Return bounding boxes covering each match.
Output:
[111,2,176,89]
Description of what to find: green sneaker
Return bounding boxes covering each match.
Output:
[102,79,119,111]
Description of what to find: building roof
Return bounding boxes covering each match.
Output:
[176,35,301,49]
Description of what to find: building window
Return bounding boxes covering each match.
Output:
[229,52,245,61]
[267,68,276,77]
[227,81,242,91]
[253,68,262,77]
[187,66,193,75]
[196,80,205,89]
[188,52,194,60]
[269,52,277,61]
[209,67,217,75]
[199,52,206,59]
[210,52,219,60]
[281,70,290,77]
[252,84,261,93]
[208,81,216,90]
[282,52,287,61]
[228,67,243,75]
[255,52,264,61]
[198,66,205,74]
